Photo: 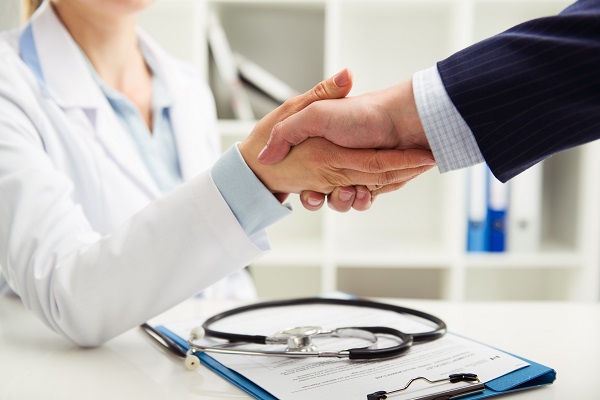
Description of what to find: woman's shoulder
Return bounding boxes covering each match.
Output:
[0,35,38,93]
[0,29,21,61]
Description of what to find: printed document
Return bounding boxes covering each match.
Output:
[166,303,528,399]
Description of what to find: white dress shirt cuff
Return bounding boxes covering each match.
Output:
[412,66,485,172]
[211,144,291,237]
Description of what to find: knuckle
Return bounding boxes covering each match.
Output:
[366,155,384,172]
[328,170,352,187]
[279,93,305,116]
[311,82,329,100]
[378,170,396,186]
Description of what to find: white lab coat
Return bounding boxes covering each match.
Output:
[0,3,266,346]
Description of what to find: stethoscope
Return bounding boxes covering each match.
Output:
[142,297,447,371]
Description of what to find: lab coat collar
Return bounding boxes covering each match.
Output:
[20,2,210,187]
[23,1,103,109]
[21,2,162,197]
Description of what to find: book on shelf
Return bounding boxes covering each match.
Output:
[235,52,300,105]
[207,11,254,121]
[466,164,489,252]
[507,163,543,253]
[487,170,509,252]
[469,164,543,255]
[466,164,512,253]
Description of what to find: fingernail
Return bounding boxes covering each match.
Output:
[333,69,349,87]
[339,189,354,202]
[307,197,323,206]
[257,146,268,161]
[422,157,437,165]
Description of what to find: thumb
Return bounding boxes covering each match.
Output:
[257,68,353,164]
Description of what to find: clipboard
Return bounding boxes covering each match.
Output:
[155,325,555,400]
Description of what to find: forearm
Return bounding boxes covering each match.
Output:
[437,0,600,181]
[0,124,266,346]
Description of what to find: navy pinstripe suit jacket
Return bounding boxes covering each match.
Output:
[437,0,600,182]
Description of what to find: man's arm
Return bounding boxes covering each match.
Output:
[437,0,600,181]
[259,0,600,186]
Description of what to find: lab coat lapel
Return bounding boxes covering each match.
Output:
[170,93,218,181]
[138,31,220,181]
[27,3,161,198]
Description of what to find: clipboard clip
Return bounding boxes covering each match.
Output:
[367,373,485,400]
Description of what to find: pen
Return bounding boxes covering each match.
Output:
[140,322,188,358]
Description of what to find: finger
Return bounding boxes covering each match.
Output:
[258,69,353,164]
[300,191,325,211]
[351,186,372,211]
[370,180,412,197]
[285,68,353,115]
[327,186,355,213]
[337,164,435,189]
[331,148,436,173]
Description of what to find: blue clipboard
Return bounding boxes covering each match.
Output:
[156,326,555,400]
[157,326,278,400]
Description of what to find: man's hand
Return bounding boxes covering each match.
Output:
[257,79,430,165]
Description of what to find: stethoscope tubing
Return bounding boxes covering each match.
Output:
[202,297,446,345]
[141,298,448,363]
[193,297,446,360]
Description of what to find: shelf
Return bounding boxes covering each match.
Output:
[210,1,325,119]
[334,252,452,269]
[140,0,600,301]
[465,251,581,269]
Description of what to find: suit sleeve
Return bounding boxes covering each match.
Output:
[437,0,600,182]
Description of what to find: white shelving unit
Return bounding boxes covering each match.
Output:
[140,0,600,302]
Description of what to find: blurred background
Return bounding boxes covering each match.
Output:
[2,0,598,302]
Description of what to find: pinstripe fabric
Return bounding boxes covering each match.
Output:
[437,0,600,182]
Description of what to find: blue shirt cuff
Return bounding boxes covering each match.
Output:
[211,144,291,237]
[412,66,485,172]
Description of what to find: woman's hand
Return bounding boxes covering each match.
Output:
[238,70,436,209]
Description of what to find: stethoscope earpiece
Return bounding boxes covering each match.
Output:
[185,327,205,370]
[185,350,200,370]
[190,326,205,341]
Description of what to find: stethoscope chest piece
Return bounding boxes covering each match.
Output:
[270,326,322,351]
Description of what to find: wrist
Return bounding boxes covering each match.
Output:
[384,79,430,150]
[238,140,271,191]
[239,139,287,194]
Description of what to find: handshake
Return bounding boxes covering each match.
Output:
[238,69,436,212]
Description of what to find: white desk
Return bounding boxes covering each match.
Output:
[1,296,598,399]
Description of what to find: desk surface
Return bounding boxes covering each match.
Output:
[1,296,598,400]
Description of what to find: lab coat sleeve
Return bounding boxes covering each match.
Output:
[211,144,292,237]
[0,53,266,346]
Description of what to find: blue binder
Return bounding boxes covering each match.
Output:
[466,164,489,252]
[487,170,509,253]
[156,326,555,400]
